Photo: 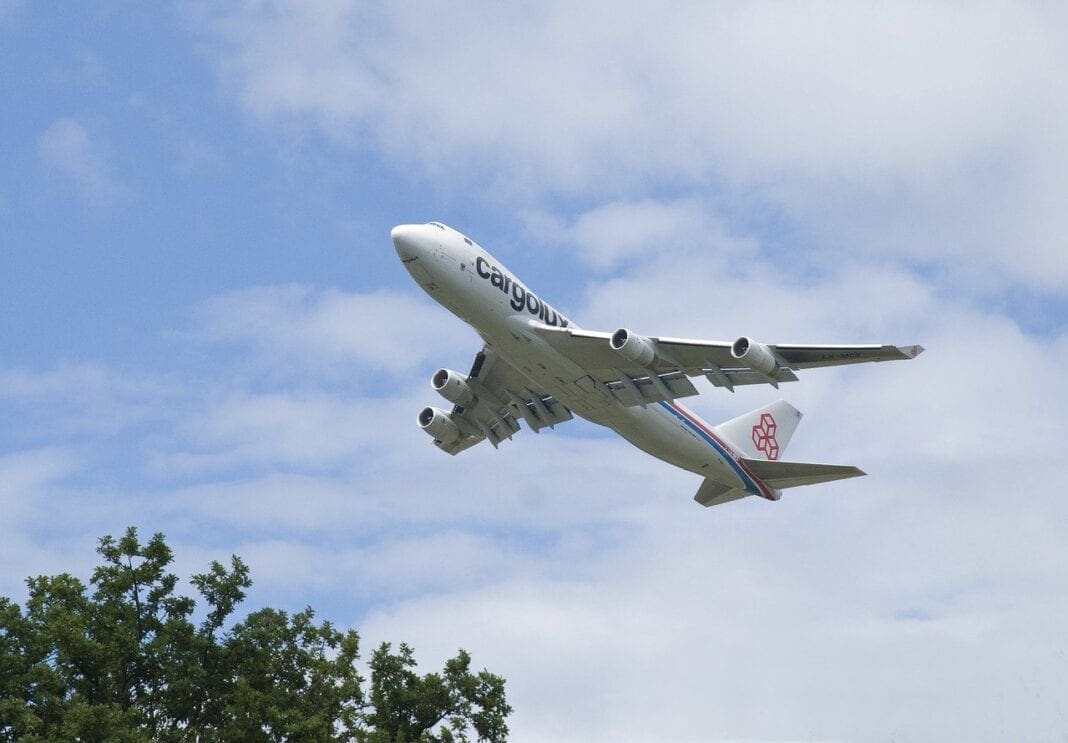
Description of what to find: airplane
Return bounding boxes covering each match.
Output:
[392,222,923,508]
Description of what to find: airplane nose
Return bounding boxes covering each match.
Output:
[391,224,425,261]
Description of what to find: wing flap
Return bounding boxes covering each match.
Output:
[435,434,485,456]
[606,370,699,406]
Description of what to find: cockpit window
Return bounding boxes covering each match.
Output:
[428,222,446,230]
[463,237,472,246]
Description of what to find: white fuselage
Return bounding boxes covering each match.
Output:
[393,222,772,499]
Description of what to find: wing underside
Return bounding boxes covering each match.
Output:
[433,347,573,455]
[531,324,922,398]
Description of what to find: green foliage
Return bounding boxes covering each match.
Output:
[362,644,510,743]
[0,527,511,742]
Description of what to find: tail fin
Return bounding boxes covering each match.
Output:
[713,399,802,461]
[695,401,866,508]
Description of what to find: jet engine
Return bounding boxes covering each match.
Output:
[610,328,658,368]
[432,368,475,407]
[731,336,779,376]
[418,406,461,443]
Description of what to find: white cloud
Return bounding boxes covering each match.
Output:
[161,390,411,472]
[531,198,758,272]
[0,448,94,598]
[557,200,1065,470]
[36,117,123,205]
[0,448,79,521]
[355,394,1068,740]
[6,252,1068,739]
[343,211,1067,739]
[0,363,181,437]
[360,518,1068,741]
[204,1,1068,290]
[192,531,531,602]
[555,199,934,341]
[177,432,647,528]
[193,284,472,377]
[13,11,1068,733]
[5,194,1066,739]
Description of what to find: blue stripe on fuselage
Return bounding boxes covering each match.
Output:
[657,401,762,497]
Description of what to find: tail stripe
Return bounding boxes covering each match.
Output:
[660,401,776,500]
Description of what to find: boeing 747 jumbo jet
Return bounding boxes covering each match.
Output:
[393,222,923,508]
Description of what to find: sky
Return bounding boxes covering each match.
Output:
[2,2,1068,740]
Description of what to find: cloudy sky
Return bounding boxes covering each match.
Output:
[3,2,1068,740]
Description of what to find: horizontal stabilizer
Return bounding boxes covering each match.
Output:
[693,478,748,507]
[740,458,866,489]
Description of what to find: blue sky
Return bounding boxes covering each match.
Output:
[3,3,1068,740]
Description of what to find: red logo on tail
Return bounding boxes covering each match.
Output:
[751,413,779,460]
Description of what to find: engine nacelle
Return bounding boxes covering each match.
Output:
[432,368,475,407]
[610,328,658,368]
[418,406,461,443]
[730,336,779,376]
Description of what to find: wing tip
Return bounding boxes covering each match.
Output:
[897,344,925,359]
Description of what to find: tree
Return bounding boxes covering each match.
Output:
[0,528,511,742]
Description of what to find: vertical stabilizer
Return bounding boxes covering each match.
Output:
[713,400,802,461]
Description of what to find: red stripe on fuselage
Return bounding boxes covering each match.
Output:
[665,401,777,501]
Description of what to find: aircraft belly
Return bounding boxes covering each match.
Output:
[483,329,741,484]
[609,405,744,483]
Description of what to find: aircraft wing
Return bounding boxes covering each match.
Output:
[532,324,923,398]
[433,346,574,455]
